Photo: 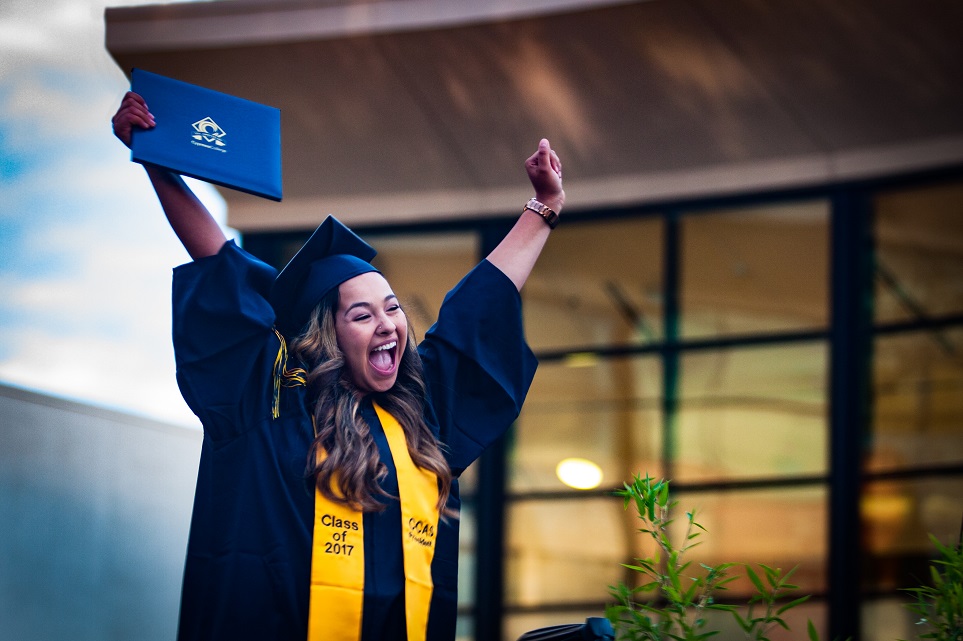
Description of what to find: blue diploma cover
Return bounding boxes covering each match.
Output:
[130,68,283,201]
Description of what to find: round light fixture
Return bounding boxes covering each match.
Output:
[556,457,603,490]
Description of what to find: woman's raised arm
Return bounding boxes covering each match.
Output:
[485,138,566,291]
[112,91,227,260]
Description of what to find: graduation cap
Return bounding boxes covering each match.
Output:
[516,618,614,641]
[270,216,380,336]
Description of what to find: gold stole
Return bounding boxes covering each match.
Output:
[307,403,440,641]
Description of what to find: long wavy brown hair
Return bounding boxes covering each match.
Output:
[290,287,455,518]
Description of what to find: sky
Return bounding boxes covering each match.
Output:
[0,0,231,427]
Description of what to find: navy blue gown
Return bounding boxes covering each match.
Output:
[170,241,537,641]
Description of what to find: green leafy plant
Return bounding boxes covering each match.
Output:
[732,564,812,641]
[902,531,963,641]
[606,473,813,641]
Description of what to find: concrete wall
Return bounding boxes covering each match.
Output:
[0,383,201,641]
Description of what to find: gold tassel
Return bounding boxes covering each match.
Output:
[272,328,307,419]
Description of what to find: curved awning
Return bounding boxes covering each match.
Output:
[106,0,963,231]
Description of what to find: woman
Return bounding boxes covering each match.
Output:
[112,91,564,641]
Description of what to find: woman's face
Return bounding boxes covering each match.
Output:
[334,271,408,394]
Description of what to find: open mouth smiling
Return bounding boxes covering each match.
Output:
[369,340,397,374]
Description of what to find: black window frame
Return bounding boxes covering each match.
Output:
[242,164,963,641]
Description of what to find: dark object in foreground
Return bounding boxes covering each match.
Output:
[517,617,614,641]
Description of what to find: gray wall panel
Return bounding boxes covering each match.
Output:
[0,384,201,641]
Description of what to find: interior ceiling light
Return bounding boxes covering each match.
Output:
[556,457,603,490]
[563,352,599,368]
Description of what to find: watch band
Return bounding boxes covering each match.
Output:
[524,198,559,229]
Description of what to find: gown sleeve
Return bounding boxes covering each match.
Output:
[171,240,280,441]
[418,259,538,475]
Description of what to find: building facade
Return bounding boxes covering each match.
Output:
[105,1,963,639]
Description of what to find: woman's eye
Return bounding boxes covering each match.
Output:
[353,313,371,322]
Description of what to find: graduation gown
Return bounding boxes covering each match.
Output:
[171,241,537,641]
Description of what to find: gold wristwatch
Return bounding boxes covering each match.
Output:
[524,198,559,229]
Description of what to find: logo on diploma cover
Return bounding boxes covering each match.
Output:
[191,116,227,152]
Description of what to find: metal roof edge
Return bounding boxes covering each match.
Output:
[225,135,963,232]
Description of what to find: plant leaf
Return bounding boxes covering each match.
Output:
[807,619,818,641]
[776,595,811,615]
[658,481,670,508]
[746,566,766,593]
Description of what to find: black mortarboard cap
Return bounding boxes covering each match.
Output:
[516,618,614,641]
[270,216,379,336]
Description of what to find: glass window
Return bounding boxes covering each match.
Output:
[874,181,963,323]
[871,329,963,470]
[454,617,473,641]
[523,217,663,351]
[456,500,477,608]
[512,356,662,493]
[681,201,829,338]
[863,596,916,641]
[865,178,963,639]
[676,345,828,482]
[368,231,479,336]
[504,486,826,610]
[660,488,828,596]
[709,601,827,640]
[861,476,963,592]
[505,497,627,608]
